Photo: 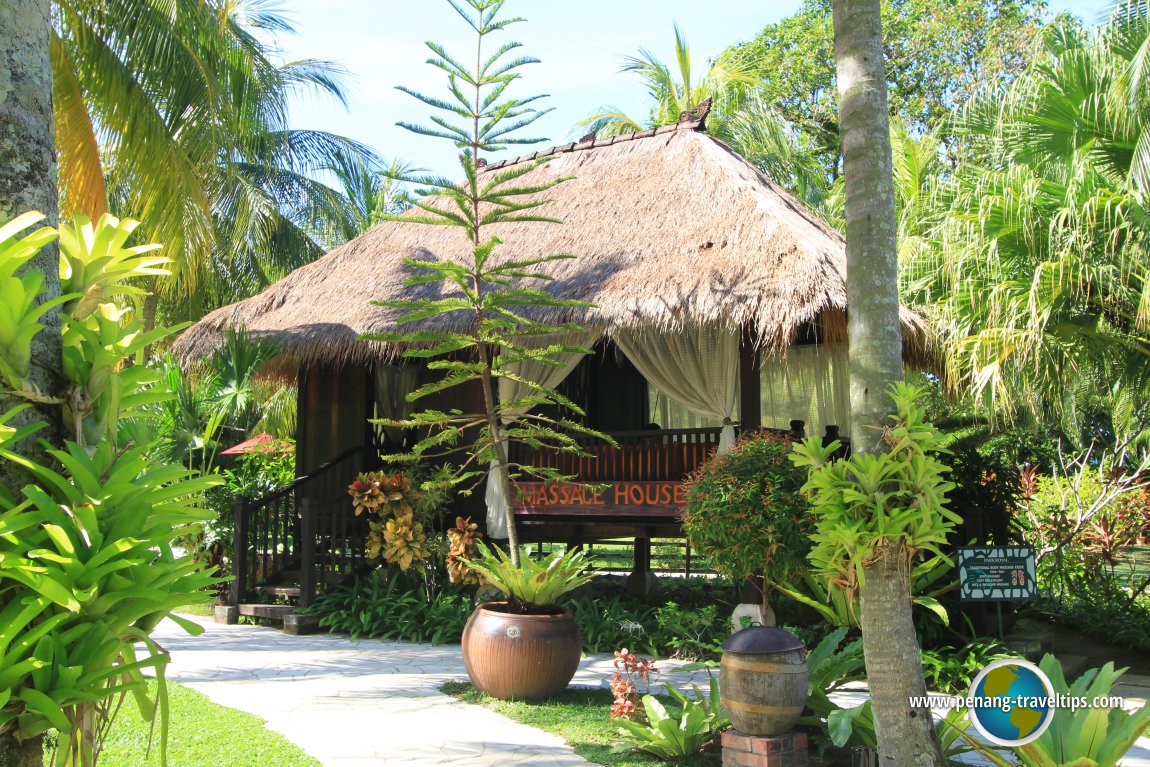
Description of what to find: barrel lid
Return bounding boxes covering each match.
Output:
[721,626,805,654]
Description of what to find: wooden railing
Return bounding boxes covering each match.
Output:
[508,426,723,483]
[506,425,822,484]
[298,494,372,606]
[231,445,364,607]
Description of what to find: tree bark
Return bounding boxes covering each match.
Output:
[0,734,44,767]
[833,2,943,766]
[832,0,904,454]
[859,546,946,767]
[0,3,59,764]
[0,0,63,458]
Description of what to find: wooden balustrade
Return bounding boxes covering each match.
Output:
[508,426,725,483]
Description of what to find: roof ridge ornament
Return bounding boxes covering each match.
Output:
[678,96,712,131]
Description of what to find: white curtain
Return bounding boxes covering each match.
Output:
[759,344,850,437]
[484,331,597,537]
[615,323,740,452]
[375,364,419,444]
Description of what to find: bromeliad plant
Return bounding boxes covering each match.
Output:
[363,0,610,565]
[463,542,594,613]
[952,655,1150,767]
[790,383,961,766]
[0,211,218,767]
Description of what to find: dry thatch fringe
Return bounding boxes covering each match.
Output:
[173,122,929,372]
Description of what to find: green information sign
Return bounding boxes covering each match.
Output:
[957,546,1037,602]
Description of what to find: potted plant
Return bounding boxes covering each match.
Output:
[460,543,594,700]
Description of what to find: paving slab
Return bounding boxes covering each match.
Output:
[150,617,1150,767]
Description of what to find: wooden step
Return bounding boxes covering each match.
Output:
[237,604,295,621]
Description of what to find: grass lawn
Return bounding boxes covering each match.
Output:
[528,539,715,575]
[1122,545,1150,577]
[172,602,216,617]
[96,681,320,767]
[440,681,721,767]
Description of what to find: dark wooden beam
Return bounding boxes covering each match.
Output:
[739,329,761,428]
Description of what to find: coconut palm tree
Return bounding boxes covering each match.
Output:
[578,24,758,140]
[314,154,414,247]
[831,1,947,765]
[906,9,1150,443]
[50,0,380,324]
[579,26,829,207]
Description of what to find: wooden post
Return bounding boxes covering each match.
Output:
[627,537,658,597]
[232,498,248,606]
[739,330,761,429]
[300,498,317,608]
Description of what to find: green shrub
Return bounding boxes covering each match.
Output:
[298,571,473,644]
[920,640,1012,694]
[683,432,812,612]
[567,592,658,656]
[652,602,729,661]
[612,677,726,759]
[1028,592,1150,653]
[203,447,295,553]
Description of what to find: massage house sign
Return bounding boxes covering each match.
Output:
[514,481,688,510]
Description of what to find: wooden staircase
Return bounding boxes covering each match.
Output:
[226,446,371,632]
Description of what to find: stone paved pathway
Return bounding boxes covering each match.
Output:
[153,616,1150,767]
[153,616,699,767]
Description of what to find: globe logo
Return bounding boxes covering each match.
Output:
[967,659,1055,746]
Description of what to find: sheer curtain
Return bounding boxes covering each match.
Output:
[484,331,598,537]
[375,364,419,445]
[615,323,740,452]
[759,344,849,436]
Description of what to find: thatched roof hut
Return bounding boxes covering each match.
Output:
[174,115,927,368]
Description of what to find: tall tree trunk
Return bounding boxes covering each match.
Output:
[0,0,62,452]
[858,545,945,767]
[832,2,944,767]
[0,2,59,765]
[832,0,903,453]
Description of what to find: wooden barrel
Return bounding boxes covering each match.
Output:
[462,602,582,700]
[719,626,807,736]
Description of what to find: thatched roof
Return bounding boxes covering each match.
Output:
[174,116,927,369]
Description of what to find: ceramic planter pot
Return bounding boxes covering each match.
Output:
[461,601,582,700]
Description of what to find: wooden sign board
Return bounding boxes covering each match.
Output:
[514,481,687,509]
[957,546,1037,602]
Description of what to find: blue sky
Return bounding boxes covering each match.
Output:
[278,0,1113,176]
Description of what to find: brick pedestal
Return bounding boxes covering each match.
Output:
[721,730,807,767]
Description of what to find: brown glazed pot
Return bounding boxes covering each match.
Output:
[461,601,582,700]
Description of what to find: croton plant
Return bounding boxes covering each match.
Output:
[348,471,483,580]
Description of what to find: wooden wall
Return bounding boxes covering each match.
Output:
[296,363,372,505]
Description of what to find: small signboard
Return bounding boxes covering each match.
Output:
[957,546,1037,602]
